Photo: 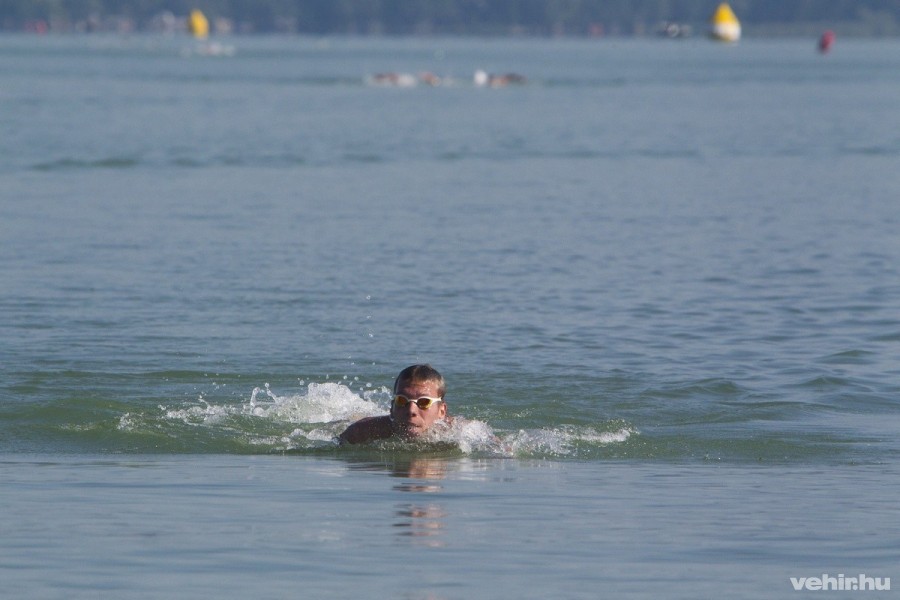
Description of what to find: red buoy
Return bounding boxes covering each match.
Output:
[818,30,835,54]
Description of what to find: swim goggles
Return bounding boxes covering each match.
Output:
[393,394,443,410]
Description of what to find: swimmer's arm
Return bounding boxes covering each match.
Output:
[338,415,393,444]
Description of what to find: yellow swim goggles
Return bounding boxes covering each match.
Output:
[393,395,443,410]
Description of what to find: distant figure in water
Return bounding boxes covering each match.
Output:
[417,71,442,86]
[473,69,526,88]
[339,364,452,444]
[368,72,417,87]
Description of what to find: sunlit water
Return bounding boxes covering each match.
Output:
[1,34,899,598]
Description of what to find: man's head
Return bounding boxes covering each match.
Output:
[390,364,447,438]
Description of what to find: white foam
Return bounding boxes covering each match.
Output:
[290,427,340,443]
[158,382,387,432]
[117,412,135,431]
[163,397,230,425]
[500,426,635,457]
[579,428,633,444]
[420,418,502,455]
[247,382,386,424]
[131,383,635,456]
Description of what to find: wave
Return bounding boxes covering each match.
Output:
[32,157,141,171]
[26,147,708,172]
[3,377,883,463]
[500,425,635,458]
[30,140,895,173]
[109,381,635,458]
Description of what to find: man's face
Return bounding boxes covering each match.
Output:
[390,379,446,438]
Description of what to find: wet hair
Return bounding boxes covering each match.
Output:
[393,364,446,399]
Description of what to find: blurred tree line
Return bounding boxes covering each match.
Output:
[2,0,899,34]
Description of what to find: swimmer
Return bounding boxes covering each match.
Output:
[339,364,451,444]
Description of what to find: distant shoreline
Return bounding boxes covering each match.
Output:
[3,28,899,39]
[3,13,900,38]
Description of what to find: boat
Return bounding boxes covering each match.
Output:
[187,9,209,40]
[709,3,741,43]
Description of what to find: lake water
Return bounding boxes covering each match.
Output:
[1,34,899,598]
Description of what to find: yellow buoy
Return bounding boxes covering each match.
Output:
[709,3,741,43]
[188,9,210,40]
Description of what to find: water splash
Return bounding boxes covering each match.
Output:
[152,381,386,428]
[419,418,503,455]
[501,425,636,458]
[113,382,389,452]
[246,381,384,424]
[115,382,634,456]
[402,421,635,458]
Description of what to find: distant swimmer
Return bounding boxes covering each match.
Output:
[417,71,442,86]
[474,69,526,88]
[339,364,453,444]
[368,72,418,87]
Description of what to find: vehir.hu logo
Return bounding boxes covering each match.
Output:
[790,574,890,592]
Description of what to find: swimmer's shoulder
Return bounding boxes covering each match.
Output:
[339,415,393,444]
